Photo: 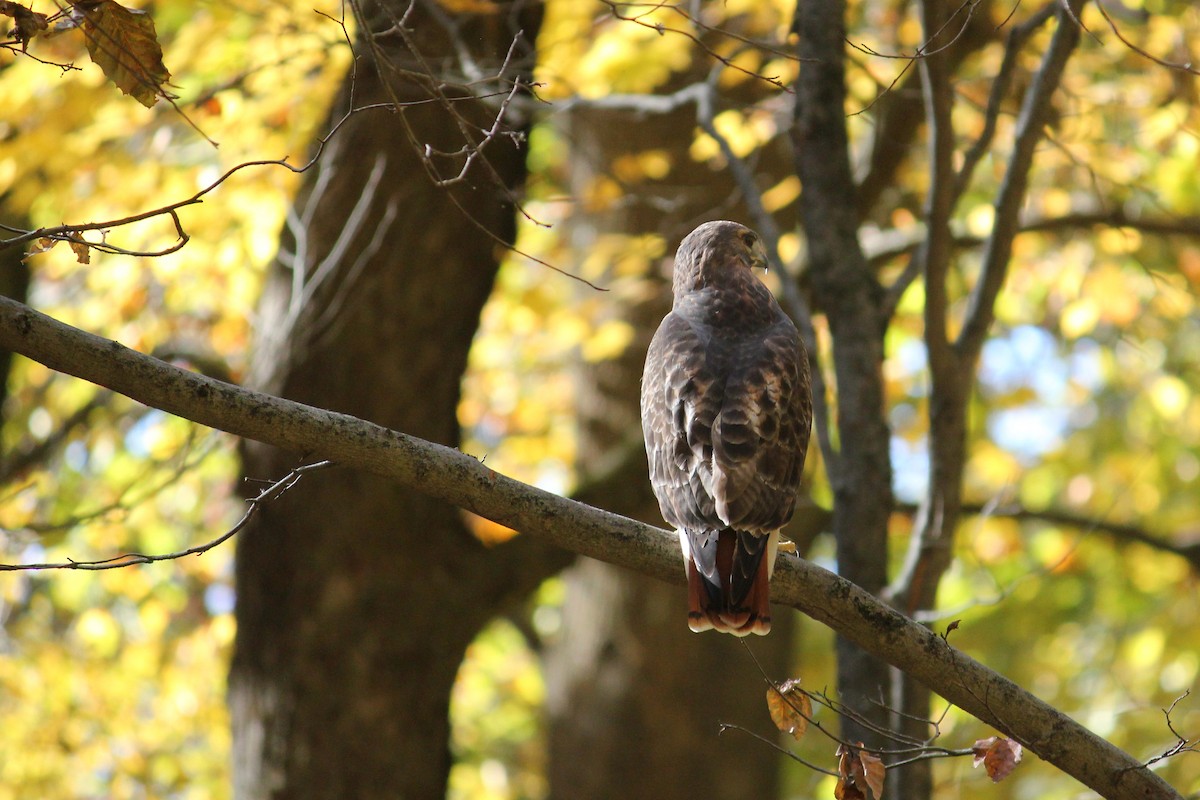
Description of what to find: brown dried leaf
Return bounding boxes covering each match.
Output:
[972,736,1023,783]
[835,743,884,800]
[766,678,811,741]
[834,745,865,800]
[0,1,48,49]
[834,777,866,800]
[858,750,886,799]
[69,239,91,264]
[79,1,172,107]
[28,237,57,256]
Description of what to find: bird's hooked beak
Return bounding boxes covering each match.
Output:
[750,238,770,272]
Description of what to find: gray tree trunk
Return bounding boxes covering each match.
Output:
[793,0,895,751]
[229,4,566,798]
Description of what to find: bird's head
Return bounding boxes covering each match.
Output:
[672,220,770,296]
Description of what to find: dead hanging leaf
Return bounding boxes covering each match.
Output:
[858,750,885,798]
[972,736,1023,782]
[835,743,886,800]
[766,678,811,741]
[0,1,49,50]
[834,776,866,800]
[27,237,57,257]
[68,240,91,264]
[78,1,173,107]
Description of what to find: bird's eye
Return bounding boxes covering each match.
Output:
[741,232,757,248]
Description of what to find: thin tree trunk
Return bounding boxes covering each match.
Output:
[0,212,31,421]
[792,0,895,750]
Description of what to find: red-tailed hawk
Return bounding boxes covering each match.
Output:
[641,221,812,636]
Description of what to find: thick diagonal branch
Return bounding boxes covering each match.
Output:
[0,293,1180,800]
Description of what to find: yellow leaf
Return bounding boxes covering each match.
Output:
[80,1,173,107]
[75,607,121,659]
[761,176,801,213]
[434,0,499,11]
[1060,296,1099,338]
[1148,374,1190,421]
[461,510,519,545]
[581,319,634,362]
[766,678,811,740]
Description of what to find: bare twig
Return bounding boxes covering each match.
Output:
[845,0,985,116]
[846,0,984,61]
[1138,691,1200,770]
[598,0,803,91]
[718,723,841,777]
[956,0,1088,361]
[0,103,373,255]
[0,461,332,571]
[0,390,110,484]
[952,2,1057,203]
[1093,2,1200,77]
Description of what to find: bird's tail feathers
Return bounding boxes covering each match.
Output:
[682,528,778,636]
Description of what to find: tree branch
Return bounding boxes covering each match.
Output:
[0,294,1181,799]
[794,0,895,750]
[948,501,1200,572]
[955,0,1086,363]
[952,2,1056,204]
[0,460,333,570]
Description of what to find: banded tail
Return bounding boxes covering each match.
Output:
[680,528,779,636]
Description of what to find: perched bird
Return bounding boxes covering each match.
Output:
[641,220,812,636]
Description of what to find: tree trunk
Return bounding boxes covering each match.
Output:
[792,0,895,750]
[229,4,564,798]
[0,212,31,420]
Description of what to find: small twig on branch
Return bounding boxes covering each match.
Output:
[955,0,1087,362]
[0,390,111,484]
[598,0,804,91]
[344,0,611,291]
[0,101,372,256]
[846,0,983,61]
[0,460,333,571]
[845,0,985,116]
[952,1,1057,204]
[718,723,841,777]
[1092,2,1200,77]
[1138,691,1200,770]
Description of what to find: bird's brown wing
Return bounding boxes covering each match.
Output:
[710,314,812,532]
[640,311,723,532]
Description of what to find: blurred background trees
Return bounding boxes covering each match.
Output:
[1,1,1199,798]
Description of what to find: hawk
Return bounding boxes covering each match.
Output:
[641,220,812,636]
